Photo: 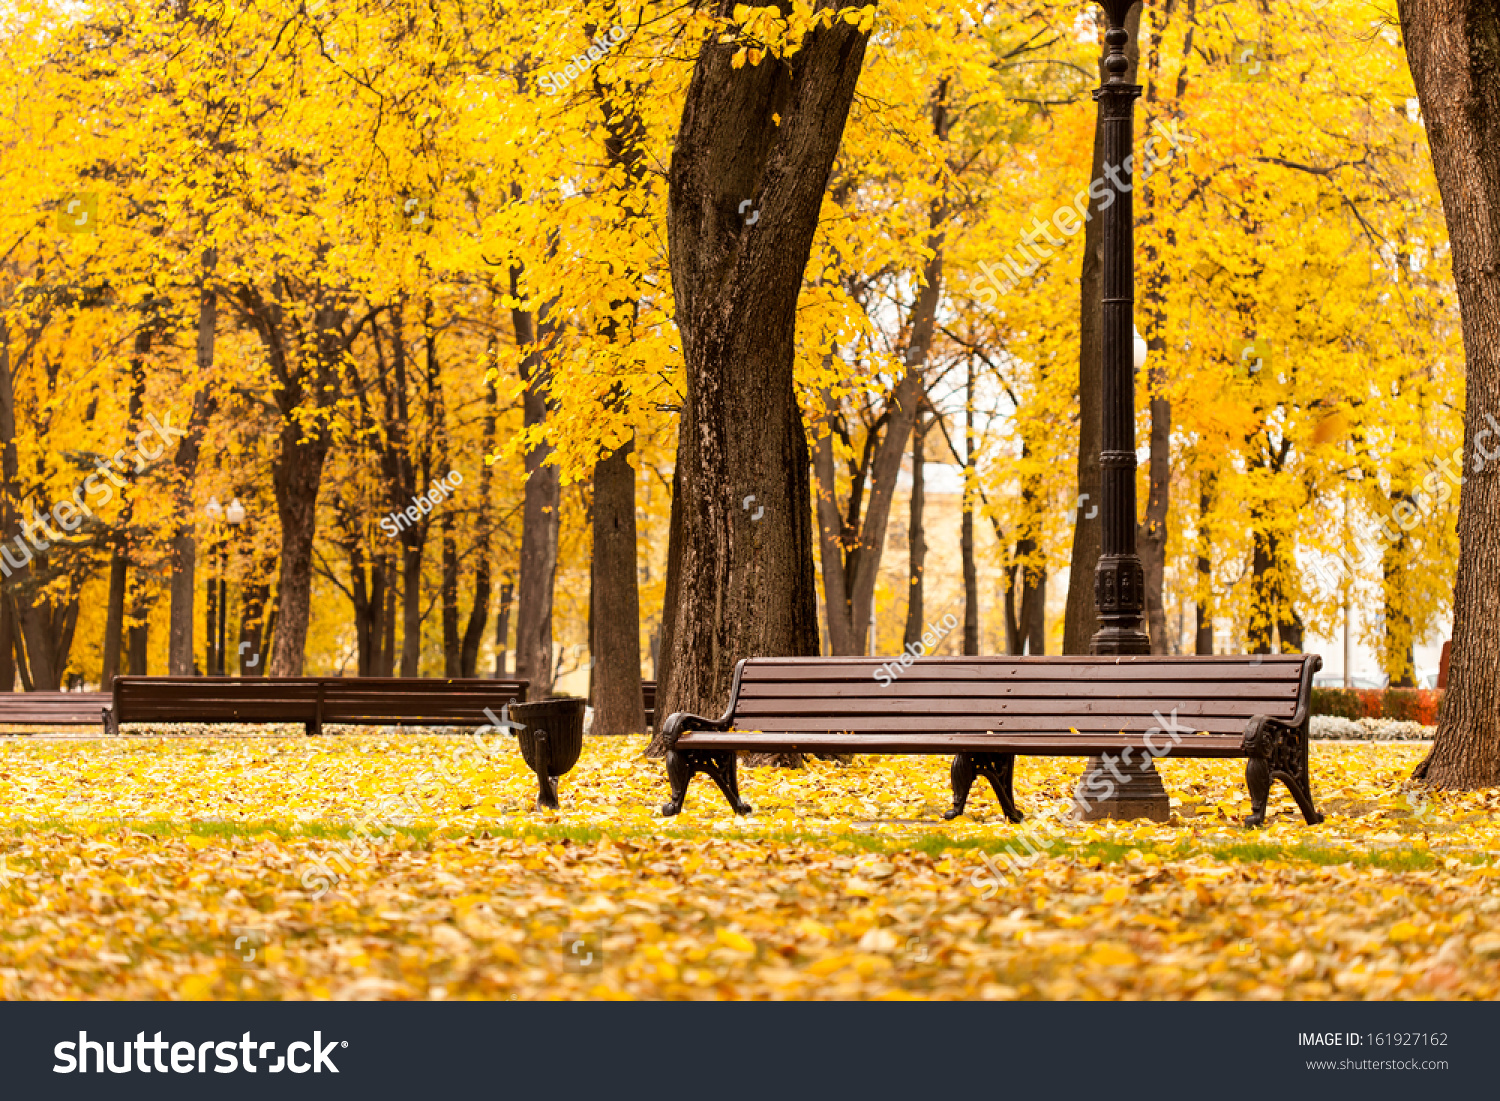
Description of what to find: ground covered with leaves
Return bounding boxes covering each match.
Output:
[1,734,1496,999]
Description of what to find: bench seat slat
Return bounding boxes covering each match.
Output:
[698,713,1253,735]
[675,730,1245,757]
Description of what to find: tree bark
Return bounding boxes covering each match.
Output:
[588,43,648,734]
[645,466,683,756]
[169,250,218,675]
[592,438,646,734]
[661,0,873,728]
[0,599,13,692]
[961,366,980,656]
[1194,475,1214,654]
[902,417,927,649]
[1398,0,1500,791]
[441,512,460,676]
[493,575,513,678]
[460,344,499,678]
[238,578,270,675]
[102,319,153,686]
[1064,2,1142,655]
[512,268,560,699]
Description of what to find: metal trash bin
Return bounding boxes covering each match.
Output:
[508,697,586,810]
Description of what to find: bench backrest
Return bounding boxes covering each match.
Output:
[0,691,108,725]
[724,655,1317,738]
[111,677,530,726]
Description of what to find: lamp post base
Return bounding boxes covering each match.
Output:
[1073,754,1171,823]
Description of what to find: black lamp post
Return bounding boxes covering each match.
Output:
[1091,0,1150,659]
[1078,0,1169,822]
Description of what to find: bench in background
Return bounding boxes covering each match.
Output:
[104,676,530,737]
[0,691,109,730]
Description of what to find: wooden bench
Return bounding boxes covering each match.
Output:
[103,676,530,737]
[0,691,110,730]
[642,680,656,732]
[658,655,1324,827]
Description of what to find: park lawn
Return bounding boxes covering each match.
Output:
[0,736,1497,1000]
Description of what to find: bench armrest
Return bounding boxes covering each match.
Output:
[1240,714,1298,757]
[659,709,732,752]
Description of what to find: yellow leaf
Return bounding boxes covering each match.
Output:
[716,928,754,953]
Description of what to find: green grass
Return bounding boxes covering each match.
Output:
[2,816,1486,873]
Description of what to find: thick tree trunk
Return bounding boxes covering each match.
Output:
[0,599,13,691]
[268,428,327,677]
[592,438,646,734]
[589,58,648,733]
[1382,486,1417,684]
[1064,2,1142,654]
[379,566,397,676]
[350,544,387,677]
[126,613,148,675]
[1249,526,1275,654]
[100,548,127,685]
[903,418,927,649]
[962,366,982,656]
[1139,381,1171,653]
[512,275,560,699]
[460,559,491,679]
[206,556,220,674]
[645,468,683,756]
[1398,0,1500,786]
[400,540,423,677]
[238,579,269,675]
[103,321,153,686]
[441,512,460,676]
[661,1,873,728]
[493,576,513,678]
[169,253,218,674]
[1402,0,1500,786]
[460,349,498,679]
[1194,474,1214,653]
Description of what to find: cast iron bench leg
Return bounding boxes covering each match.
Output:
[1244,716,1325,827]
[945,752,1024,823]
[662,748,751,817]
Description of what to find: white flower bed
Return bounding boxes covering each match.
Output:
[1310,715,1435,741]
